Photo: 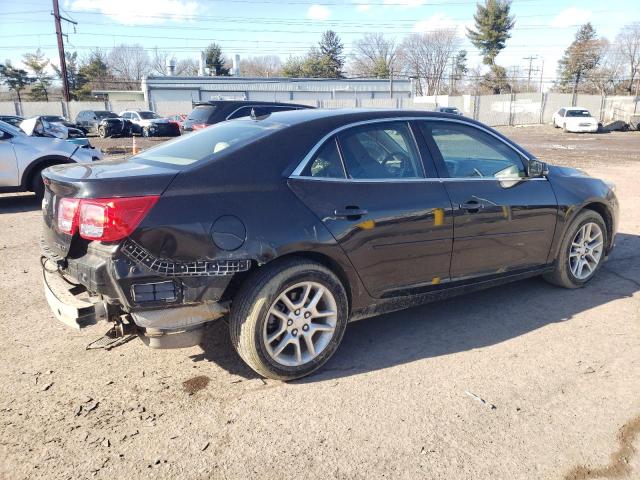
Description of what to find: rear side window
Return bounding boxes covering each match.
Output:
[227,106,252,120]
[132,119,285,166]
[302,138,345,178]
[338,121,423,180]
[188,105,217,123]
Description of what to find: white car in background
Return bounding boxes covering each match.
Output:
[119,110,180,137]
[0,120,102,199]
[552,107,600,133]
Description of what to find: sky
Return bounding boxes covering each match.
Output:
[0,0,639,86]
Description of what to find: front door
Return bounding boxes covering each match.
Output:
[0,129,18,187]
[288,121,453,298]
[418,120,558,280]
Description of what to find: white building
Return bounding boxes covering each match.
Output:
[141,76,412,105]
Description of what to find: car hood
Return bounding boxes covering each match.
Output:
[12,133,77,155]
[547,165,591,178]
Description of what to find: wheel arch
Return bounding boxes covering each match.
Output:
[21,155,74,191]
[581,201,614,252]
[224,251,355,315]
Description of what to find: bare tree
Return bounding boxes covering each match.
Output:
[239,56,282,77]
[616,22,640,94]
[350,33,398,78]
[107,44,150,88]
[399,29,459,96]
[150,47,169,76]
[175,58,199,76]
[586,39,625,94]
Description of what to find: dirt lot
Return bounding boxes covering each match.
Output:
[0,125,639,480]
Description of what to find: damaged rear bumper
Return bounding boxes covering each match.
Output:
[43,267,108,329]
[42,259,229,348]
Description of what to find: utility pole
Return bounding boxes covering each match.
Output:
[52,0,77,102]
[523,55,538,92]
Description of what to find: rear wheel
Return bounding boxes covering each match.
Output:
[543,210,607,288]
[229,258,348,380]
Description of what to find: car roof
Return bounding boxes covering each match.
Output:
[193,100,312,108]
[563,107,590,110]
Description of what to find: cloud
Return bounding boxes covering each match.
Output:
[307,4,331,20]
[551,7,592,28]
[67,0,199,25]
[413,13,461,33]
[355,3,372,12]
[384,0,426,7]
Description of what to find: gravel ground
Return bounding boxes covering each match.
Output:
[0,126,639,480]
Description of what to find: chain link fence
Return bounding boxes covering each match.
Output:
[1,93,638,127]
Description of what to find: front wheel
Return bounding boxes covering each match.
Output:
[31,167,45,201]
[98,125,107,138]
[229,259,348,380]
[543,210,607,288]
[142,127,150,137]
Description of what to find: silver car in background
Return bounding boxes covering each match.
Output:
[0,120,102,199]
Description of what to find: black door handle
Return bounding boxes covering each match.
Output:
[460,201,483,212]
[334,206,368,220]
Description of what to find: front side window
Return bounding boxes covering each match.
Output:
[302,137,345,179]
[337,122,423,180]
[139,111,160,119]
[558,108,566,117]
[423,122,525,179]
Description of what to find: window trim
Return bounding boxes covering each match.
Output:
[290,117,533,182]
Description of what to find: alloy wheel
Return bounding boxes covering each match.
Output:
[569,222,604,280]
[263,281,337,367]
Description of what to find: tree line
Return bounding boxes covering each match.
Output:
[1,0,639,102]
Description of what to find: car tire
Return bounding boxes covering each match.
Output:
[98,125,107,138]
[142,127,150,137]
[562,123,569,133]
[31,167,45,201]
[543,210,608,289]
[229,258,349,381]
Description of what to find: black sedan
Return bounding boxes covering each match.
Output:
[40,109,618,380]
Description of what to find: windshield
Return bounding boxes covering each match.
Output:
[139,111,160,119]
[42,116,65,122]
[0,120,24,136]
[96,111,118,119]
[187,105,216,122]
[566,110,592,117]
[132,118,285,166]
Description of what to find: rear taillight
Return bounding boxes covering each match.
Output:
[57,196,159,242]
[57,198,80,234]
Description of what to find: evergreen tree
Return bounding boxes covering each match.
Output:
[467,0,515,65]
[204,43,230,76]
[466,0,514,93]
[318,30,345,78]
[75,50,110,99]
[0,60,34,102]
[52,51,82,100]
[556,23,605,94]
[23,48,51,101]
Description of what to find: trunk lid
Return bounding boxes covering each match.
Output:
[41,159,179,259]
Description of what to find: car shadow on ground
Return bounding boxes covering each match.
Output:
[195,232,640,382]
[0,194,40,214]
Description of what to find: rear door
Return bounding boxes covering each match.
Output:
[417,120,558,280]
[288,120,453,298]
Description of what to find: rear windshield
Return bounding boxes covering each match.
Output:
[96,111,118,119]
[566,110,591,117]
[131,119,285,166]
[187,105,216,122]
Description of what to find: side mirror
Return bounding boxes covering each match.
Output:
[527,159,548,178]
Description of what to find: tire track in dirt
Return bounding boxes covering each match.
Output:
[564,415,640,480]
